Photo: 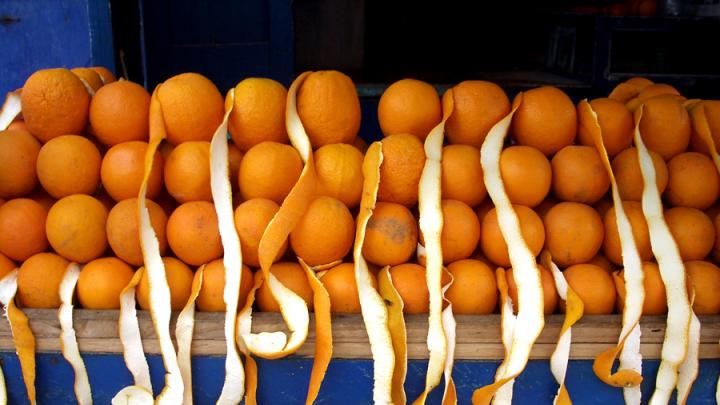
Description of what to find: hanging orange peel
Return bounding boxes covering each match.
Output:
[117,268,152,393]
[175,267,203,405]
[0,91,21,130]
[236,273,263,405]
[440,269,457,405]
[473,94,545,405]
[579,100,645,402]
[377,266,407,405]
[633,106,693,405]
[111,386,154,405]
[413,89,456,405]
[541,251,584,405]
[676,290,700,405]
[490,268,517,405]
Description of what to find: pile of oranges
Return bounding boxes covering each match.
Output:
[1,66,720,323]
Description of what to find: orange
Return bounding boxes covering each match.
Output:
[685,260,720,315]
[507,264,558,315]
[36,135,101,198]
[320,262,376,313]
[0,252,15,280]
[101,141,163,201]
[362,202,418,266]
[46,194,108,263]
[637,83,680,101]
[665,207,714,261]
[137,257,194,311]
[21,68,90,143]
[441,144,486,207]
[714,213,720,262]
[603,201,653,265]
[238,141,303,204]
[76,257,134,309]
[163,141,211,203]
[290,196,355,266]
[378,78,442,140]
[638,95,691,160]
[690,100,720,154]
[229,78,289,151]
[167,201,223,266]
[438,199,481,264]
[233,198,286,267]
[588,254,616,273]
[377,133,426,206]
[511,86,577,156]
[297,70,361,147]
[157,72,224,145]
[389,263,430,314]
[6,121,31,136]
[443,80,510,147]
[609,77,654,102]
[664,152,719,209]
[0,199,48,261]
[89,66,116,84]
[445,259,497,315]
[544,202,604,267]
[612,147,668,201]
[0,130,41,198]
[562,263,616,314]
[500,145,552,207]
[481,205,545,267]
[106,198,167,266]
[16,252,69,308]
[577,98,633,157]
[71,67,103,93]
[256,261,314,312]
[314,143,364,208]
[194,259,254,312]
[89,80,150,146]
[551,145,610,204]
[615,262,667,315]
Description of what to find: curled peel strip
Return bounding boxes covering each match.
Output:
[0,91,21,131]
[176,267,203,405]
[236,274,263,405]
[0,270,36,404]
[473,94,545,405]
[58,263,92,405]
[491,268,517,405]
[378,266,408,405]
[580,100,644,401]
[118,267,152,392]
[441,270,457,405]
[633,106,693,405]
[676,290,700,405]
[111,386,154,405]
[688,101,720,175]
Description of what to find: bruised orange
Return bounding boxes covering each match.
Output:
[256,262,314,312]
[290,196,355,266]
[443,80,510,147]
[378,79,442,140]
[362,202,418,266]
[137,257,194,311]
[77,257,134,309]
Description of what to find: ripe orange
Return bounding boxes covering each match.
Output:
[603,201,653,265]
[71,67,104,92]
[106,198,167,266]
[378,78,442,140]
[0,252,15,280]
[506,264,558,315]
[233,198,286,267]
[163,141,211,203]
[228,78,289,151]
[314,143,364,208]
[638,95,691,160]
[500,145,552,207]
[136,257,194,311]
[320,262,375,314]
[101,141,163,201]
[157,72,225,145]
[438,199,481,264]
[551,145,610,204]
[665,207,714,261]
[544,202,604,267]
[690,100,720,155]
[637,83,680,101]
[17,252,69,308]
[0,130,41,198]
[441,144,486,207]
[445,259,497,315]
[685,260,720,315]
[21,68,90,143]
[6,121,31,136]
[77,257,134,309]
[46,194,108,263]
[609,77,654,102]
[194,259,254,312]
[238,141,303,204]
[256,262,314,312]
[664,152,719,209]
[481,205,545,267]
[362,202,419,266]
[89,66,116,84]
[89,80,151,146]
[36,135,101,198]
[612,147,668,201]
[389,263,430,314]
[511,86,577,156]
[166,201,223,266]
[443,80,510,147]
[290,196,355,266]
[562,263,616,315]
[577,98,633,157]
[615,262,667,315]
[377,133,426,206]
[297,70,361,147]
[0,199,48,261]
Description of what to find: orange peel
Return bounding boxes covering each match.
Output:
[118,268,152,392]
[236,272,263,405]
[111,386,154,405]
[378,266,407,405]
[441,269,457,405]
[175,266,203,405]
[490,268,517,405]
[0,91,22,131]
[688,101,720,175]
[676,291,700,405]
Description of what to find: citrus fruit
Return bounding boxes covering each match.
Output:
[101,141,163,201]
[438,199,481,264]
[544,202,604,267]
[89,80,151,146]
[36,135,101,198]
[233,198,286,267]
[577,98,633,157]
[562,263,616,315]
[71,67,104,92]
[445,259,497,315]
[612,147,668,201]
[637,83,680,101]
[441,144,486,207]
[511,86,577,156]
[443,80,510,147]
[615,262,667,315]
[77,257,135,309]
[0,199,48,261]
[256,262,314,312]
[320,262,376,314]
[664,151,719,209]
[638,95,691,160]
[362,202,418,266]
[551,145,610,204]
[166,201,223,266]
[314,143,364,208]
[194,259,254,312]
[228,77,289,151]
[481,205,545,267]
[106,198,167,266]
[0,130,41,198]
[46,194,108,263]
[378,78,441,140]
[685,260,720,315]
[389,263,430,314]
[0,252,15,280]
[507,264,558,315]
[690,100,720,155]
[136,257,194,311]
[238,141,303,204]
[377,133,426,206]
[603,201,653,265]
[16,252,69,308]
[89,66,116,84]
[163,141,212,203]
[290,196,355,266]
[665,207,714,261]
[500,145,552,207]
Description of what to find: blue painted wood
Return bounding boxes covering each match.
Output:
[1,352,718,404]
[0,0,115,95]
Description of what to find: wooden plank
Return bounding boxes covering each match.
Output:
[0,309,718,360]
